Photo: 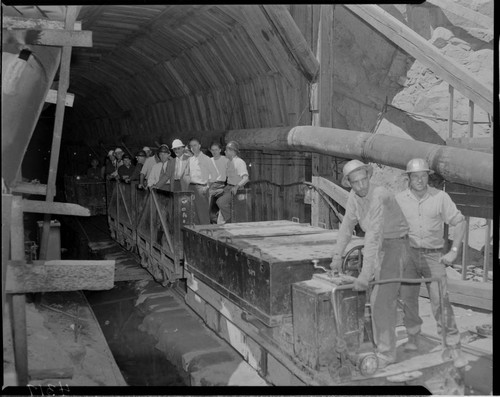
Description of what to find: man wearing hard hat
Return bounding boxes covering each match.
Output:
[395,158,467,367]
[330,159,410,370]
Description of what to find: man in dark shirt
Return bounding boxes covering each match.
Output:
[87,158,101,180]
[117,154,134,182]
[130,150,147,183]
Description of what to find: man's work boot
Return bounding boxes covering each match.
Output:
[375,352,395,370]
[403,333,420,352]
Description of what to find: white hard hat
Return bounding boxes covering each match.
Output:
[142,146,151,152]
[107,150,115,156]
[114,147,123,153]
[341,160,373,187]
[405,158,434,174]
[171,139,184,149]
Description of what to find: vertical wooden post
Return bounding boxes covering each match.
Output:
[461,216,470,280]
[311,4,335,227]
[468,100,474,138]
[448,85,454,138]
[39,6,81,259]
[10,196,28,385]
[2,194,13,319]
[482,219,491,282]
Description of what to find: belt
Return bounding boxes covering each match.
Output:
[189,182,207,186]
[385,234,408,240]
[227,184,235,187]
[410,246,443,253]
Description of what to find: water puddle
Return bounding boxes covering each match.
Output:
[85,281,186,386]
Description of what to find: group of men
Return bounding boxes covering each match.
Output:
[100,138,249,225]
[331,158,467,371]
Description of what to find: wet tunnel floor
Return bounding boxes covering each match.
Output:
[84,281,187,386]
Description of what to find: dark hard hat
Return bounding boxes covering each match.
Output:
[136,150,147,157]
[122,154,131,160]
[225,140,240,153]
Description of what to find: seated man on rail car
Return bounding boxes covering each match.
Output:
[216,140,249,224]
[171,138,191,191]
[118,154,134,183]
[139,146,158,189]
[184,137,218,225]
[395,158,467,368]
[147,144,175,191]
[103,150,118,180]
[208,141,229,224]
[129,150,147,183]
[330,160,409,370]
[87,158,101,180]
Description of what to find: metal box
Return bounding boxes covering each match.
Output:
[183,220,363,327]
[292,274,366,370]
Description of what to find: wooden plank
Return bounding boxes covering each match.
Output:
[2,195,13,314]
[419,278,492,311]
[3,28,92,47]
[10,182,47,196]
[343,4,493,114]
[45,89,75,107]
[312,176,349,208]
[260,5,319,82]
[10,196,28,385]
[6,260,115,294]
[21,199,90,216]
[2,16,82,30]
[40,6,81,260]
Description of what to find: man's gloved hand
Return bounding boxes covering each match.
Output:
[330,253,343,273]
[440,249,458,266]
[353,274,369,291]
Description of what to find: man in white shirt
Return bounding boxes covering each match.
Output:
[216,141,249,224]
[147,144,175,191]
[184,137,217,225]
[171,139,191,191]
[208,141,229,223]
[139,146,158,189]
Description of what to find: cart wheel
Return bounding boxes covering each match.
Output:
[358,352,379,376]
[342,245,364,277]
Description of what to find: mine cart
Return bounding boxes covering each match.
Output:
[183,220,465,392]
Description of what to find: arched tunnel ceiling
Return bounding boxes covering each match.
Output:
[4,5,307,123]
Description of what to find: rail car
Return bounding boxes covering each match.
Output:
[99,179,463,391]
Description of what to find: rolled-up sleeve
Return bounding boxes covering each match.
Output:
[441,192,464,226]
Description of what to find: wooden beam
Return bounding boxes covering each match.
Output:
[312,176,349,208]
[426,0,493,29]
[343,4,493,114]
[6,260,115,294]
[21,199,90,216]
[3,28,92,48]
[10,196,28,385]
[45,89,75,107]
[2,16,82,31]
[10,182,47,196]
[40,6,81,260]
[260,5,320,82]
[2,195,13,319]
[419,277,492,311]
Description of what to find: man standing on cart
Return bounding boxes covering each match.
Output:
[395,158,467,368]
[330,160,409,369]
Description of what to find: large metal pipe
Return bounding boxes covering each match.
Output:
[224,126,492,191]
